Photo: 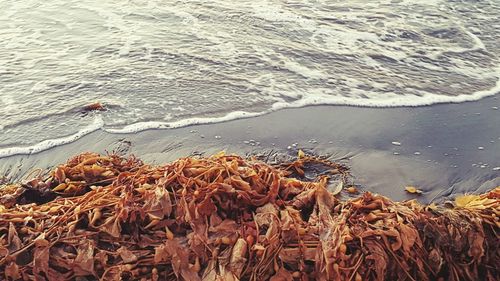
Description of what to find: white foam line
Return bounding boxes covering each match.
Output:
[0,116,104,158]
[1,68,499,158]
[105,111,264,133]
[108,65,500,134]
[284,79,500,108]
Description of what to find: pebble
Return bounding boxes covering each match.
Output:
[200,134,205,138]
[214,135,221,139]
[492,106,498,110]
[391,141,401,146]
[414,152,421,155]
[244,139,261,146]
[287,146,292,150]
[393,152,400,155]
[328,141,333,144]
[493,167,500,171]
[478,147,484,150]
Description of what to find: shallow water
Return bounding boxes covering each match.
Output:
[1,96,498,203]
[0,0,499,156]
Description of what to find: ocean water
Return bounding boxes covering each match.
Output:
[0,0,499,157]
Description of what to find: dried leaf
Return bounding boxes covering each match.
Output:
[100,215,122,238]
[270,268,293,281]
[33,237,50,279]
[73,240,95,276]
[117,246,138,264]
[229,238,248,278]
[405,186,422,194]
[5,262,21,280]
[7,222,22,253]
[54,166,66,182]
[455,194,480,207]
[454,194,496,209]
[53,183,67,192]
[143,186,172,219]
[298,149,305,159]
[330,180,343,196]
[347,186,358,194]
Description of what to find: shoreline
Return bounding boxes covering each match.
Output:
[1,96,499,203]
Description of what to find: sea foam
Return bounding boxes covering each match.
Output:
[0,117,104,158]
[1,0,499,157]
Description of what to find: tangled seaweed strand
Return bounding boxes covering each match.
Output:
[0,152,498,281]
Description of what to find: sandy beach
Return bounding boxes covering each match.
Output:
[2,96,498,204]
[2,1,500,280]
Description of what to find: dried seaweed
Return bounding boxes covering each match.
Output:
[0,152,498,281]
[82,103,106,113]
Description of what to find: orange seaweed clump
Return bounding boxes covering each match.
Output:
[0,152,498,281]
[82,102,106,113]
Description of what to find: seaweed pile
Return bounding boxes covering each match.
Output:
[0,152,498,281]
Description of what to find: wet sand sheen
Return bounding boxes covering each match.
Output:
[1,96,499,204]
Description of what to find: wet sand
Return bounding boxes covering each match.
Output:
[1,96,499,203]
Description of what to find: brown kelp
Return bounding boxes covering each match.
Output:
[0,152,498,281]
